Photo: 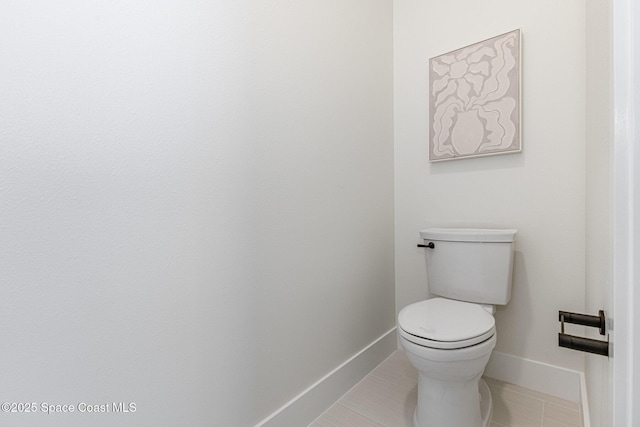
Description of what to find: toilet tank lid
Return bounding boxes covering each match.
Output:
[420,228,517,243]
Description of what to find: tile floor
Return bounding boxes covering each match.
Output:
[309,350,583,427]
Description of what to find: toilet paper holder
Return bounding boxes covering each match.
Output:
[558,310,609,357]
[559,310,606,335]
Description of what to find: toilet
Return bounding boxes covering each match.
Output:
[398,228,517,427]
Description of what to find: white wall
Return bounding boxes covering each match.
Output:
[585,0,613,424]
[394,0,587,372]
[0,1,394,426]
[250,1,394,423]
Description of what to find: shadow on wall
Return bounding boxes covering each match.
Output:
[429,151,524,175]
[494,251,533,355]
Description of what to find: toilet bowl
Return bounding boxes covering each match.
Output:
[401,228,517,427]
[398,297,497,427]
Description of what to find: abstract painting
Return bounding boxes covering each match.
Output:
[429,29,521,162]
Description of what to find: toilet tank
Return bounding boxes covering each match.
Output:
[420,228,517,305]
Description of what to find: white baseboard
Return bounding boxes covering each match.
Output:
[481,351,592,425]
[484,351,583,403]
[255,327,398,427]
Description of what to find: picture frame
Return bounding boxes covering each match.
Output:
[429,29,521,162]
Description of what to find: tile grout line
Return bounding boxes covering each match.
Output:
[307,350,402,426]
[314,351,583,427]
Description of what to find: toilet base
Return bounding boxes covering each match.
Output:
[479,379,493,426]
[412,379,492,427]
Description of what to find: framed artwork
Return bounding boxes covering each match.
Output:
[429,29,521,162]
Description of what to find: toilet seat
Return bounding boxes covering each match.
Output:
[398,298,495,350]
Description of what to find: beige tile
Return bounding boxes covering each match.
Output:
[396,375,418,392]
[489,378,581,412]
[339,374,417,426]
[543,418,581,427]
[542,396,581,412]
[371,350,416,384]
[489,382,545,412]
[368,371,406,390]
[543,402,581,426]
[310,403,385,427]
[310,350,584,427]
[491,399,543,427]
[489,380,544,427]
